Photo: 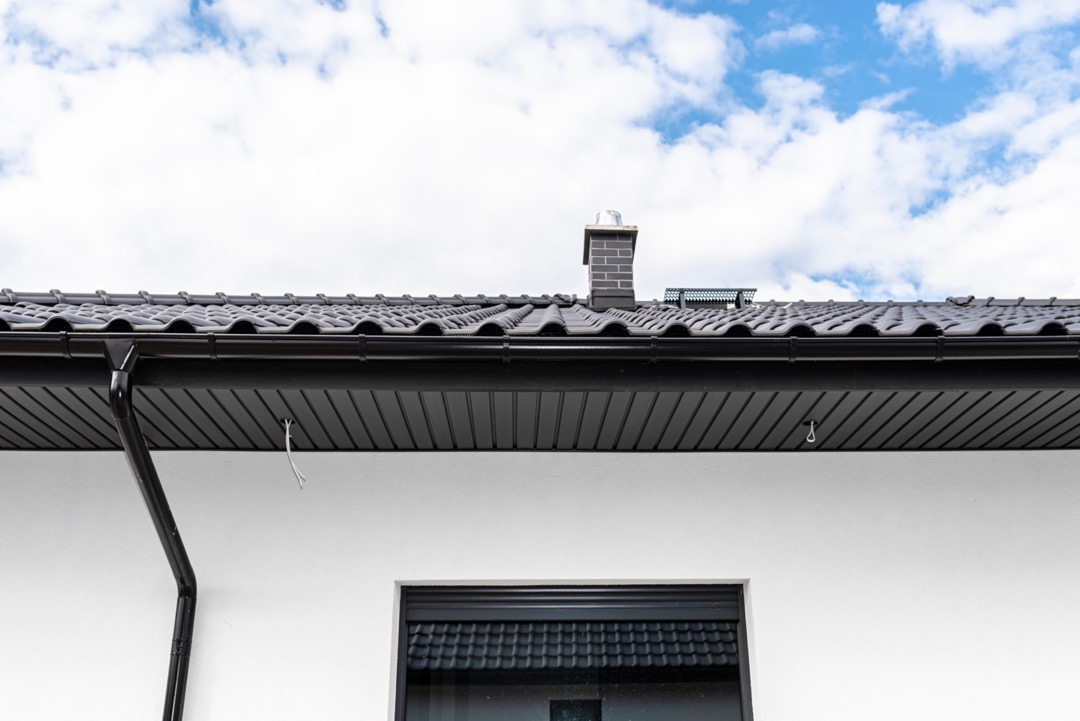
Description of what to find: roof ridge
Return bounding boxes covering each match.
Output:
[0,289,578,308]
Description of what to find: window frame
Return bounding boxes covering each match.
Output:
[394,584,753,721]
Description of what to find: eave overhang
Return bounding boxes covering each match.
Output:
[2,333,1080,452]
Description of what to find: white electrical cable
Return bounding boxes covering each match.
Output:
[284,419,307,490]
[806,420,816,444]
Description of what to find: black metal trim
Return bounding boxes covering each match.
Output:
[394,589,409,721]
[130,358,1080,393]
[1,332,1079,363]
[395,584,751,720]
[6,355,1080,399]
[737,585,754,721]
[107,342,197,721]
[403,585,741,621]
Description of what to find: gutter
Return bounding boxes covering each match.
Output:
[107,342,197,721]
[0,332,1078,362]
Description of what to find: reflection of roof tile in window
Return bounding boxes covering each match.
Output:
[405,621,738,671]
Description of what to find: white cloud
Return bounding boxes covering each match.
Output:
[0,1,743,296]
[949,91,1039,140]
[755,23,822,52]
[890,131,1080,297]
[2,0,195,68]
[1012,99,1080,154]
[877,0,1080,67]
[1,0,1080,304]
[860,88,914,111]
[644,8,739,85]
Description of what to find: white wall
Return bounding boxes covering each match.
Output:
[2,450,1080,720]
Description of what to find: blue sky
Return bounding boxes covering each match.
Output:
[2,0,1080,302]
[646,1,999,146]
[722,1,979,120]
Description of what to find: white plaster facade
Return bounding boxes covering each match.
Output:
[3,450,1080,720]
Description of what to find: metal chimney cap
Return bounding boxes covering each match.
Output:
[595,209,623,225]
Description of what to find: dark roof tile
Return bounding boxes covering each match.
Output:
[406,621,739,672]
[3,292,1080,337]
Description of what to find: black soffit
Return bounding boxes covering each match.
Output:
[3,391,1080,451]
[3,359,1080,451]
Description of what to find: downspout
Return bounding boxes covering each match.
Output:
[107,342,197,721]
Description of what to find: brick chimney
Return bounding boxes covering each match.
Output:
[583,210,638,310]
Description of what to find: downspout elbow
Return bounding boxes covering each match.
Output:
[109,368,133,420]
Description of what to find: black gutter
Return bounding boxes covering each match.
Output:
[107,342,197,721]
[0,332,1078,362]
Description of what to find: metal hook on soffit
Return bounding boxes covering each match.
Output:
[106,339,197,721]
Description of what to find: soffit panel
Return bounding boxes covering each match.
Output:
[5,384,1080,451]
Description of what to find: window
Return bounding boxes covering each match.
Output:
[396,585,752,721]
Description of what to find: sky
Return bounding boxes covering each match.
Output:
[1,0,1079,302]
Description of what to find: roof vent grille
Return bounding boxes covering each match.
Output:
[664,288,757,310]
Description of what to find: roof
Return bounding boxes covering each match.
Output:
[3,290,1080,453]
[3,291,1080,337]
[406,621,739,672]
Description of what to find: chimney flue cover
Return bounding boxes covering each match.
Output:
[595,209,623,225]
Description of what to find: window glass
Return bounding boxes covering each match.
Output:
[398,586,749,721]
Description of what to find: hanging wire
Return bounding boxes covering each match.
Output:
[805,420,817,444]
[284,419,307,490]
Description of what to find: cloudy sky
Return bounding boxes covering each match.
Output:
[1,0,1079,302]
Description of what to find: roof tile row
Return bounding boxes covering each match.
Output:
[3,298,1080,336]
[0,290,577,307]
[406,621,738,671]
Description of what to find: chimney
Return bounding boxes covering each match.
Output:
[583,210,638,310]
